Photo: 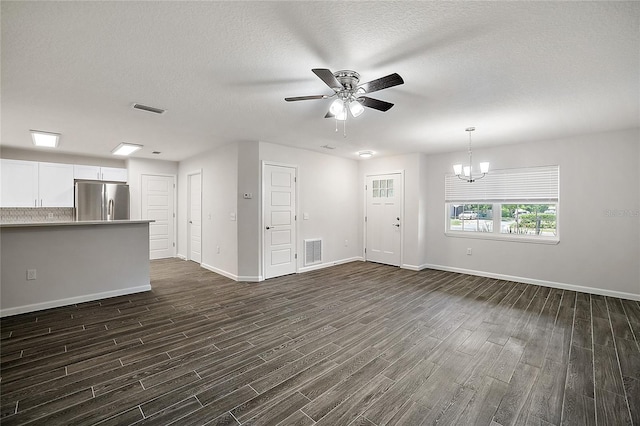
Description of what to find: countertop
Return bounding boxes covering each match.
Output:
[0,220,154,228]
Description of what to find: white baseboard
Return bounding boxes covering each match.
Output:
[298,256,364,274]
[0,285,152,318]
[201,263,239,281]
[401,263,430,271]
[423,263,640,301]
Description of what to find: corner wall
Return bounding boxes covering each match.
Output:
[177,143,239,278]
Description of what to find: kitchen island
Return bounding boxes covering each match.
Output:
[1,220,153,317]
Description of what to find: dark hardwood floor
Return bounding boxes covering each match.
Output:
[1,259,639,425]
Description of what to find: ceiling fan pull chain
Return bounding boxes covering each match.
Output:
[343,114,347,138]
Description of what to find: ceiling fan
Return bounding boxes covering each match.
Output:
[285,68,404,121]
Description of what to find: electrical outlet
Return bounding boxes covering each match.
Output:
[27,269,37,280]
[344,239,348,247]
[466,248,472,256]
[217,246,221,254]
[47,213,54,219]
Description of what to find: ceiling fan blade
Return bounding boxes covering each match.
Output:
[359,96,394,112]
[358,73,404,94]
[312,68,343,91]
[324,110,335,118]
[285,95,328,102]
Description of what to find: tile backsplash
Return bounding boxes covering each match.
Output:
[0,207,74,223]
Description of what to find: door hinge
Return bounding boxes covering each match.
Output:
[173,183,176,188]
[295,253,297,259]
[365,184,367,190]
[365,216,367,222]
[364,248,367,253]
[295,215,297,221]
[173,212,175,218]
[173,242,175,247]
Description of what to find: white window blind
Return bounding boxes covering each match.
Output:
[445,165,559,203]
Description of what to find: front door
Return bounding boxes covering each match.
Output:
[141,174,175,259]
[264,163,297,279]
[365,173,402,266]
[188,172,202,264]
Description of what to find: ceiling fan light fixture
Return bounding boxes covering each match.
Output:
[329,99,345,116]
[480,162,490,174]
[349,100,364,117]
[335,108,347,121]
[453,164,463,175]
[358,150,374,158]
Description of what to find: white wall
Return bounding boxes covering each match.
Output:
[127,158,178,220]
[259,142,361,273]
[177,143,239,278]
[358,152,429,270]
[237,142,261,280]
[424,128,640,299]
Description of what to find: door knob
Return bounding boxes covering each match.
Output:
[266,226,271,230]
[189,220,193,224]
[392,223,400,227]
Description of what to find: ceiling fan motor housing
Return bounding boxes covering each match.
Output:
[334,70,360,90]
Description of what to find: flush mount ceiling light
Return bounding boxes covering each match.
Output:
[111,143,143,156]
[453,127,489,183]
[358,150,374,159]
[30,130,60,148]
[285,69,404,137]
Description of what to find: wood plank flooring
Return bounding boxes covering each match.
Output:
[1,259,639,425]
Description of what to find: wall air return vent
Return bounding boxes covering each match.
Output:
[132,103,166,115]
[304,239,322,266]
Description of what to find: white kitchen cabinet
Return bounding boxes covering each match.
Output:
[100,167,127,182]
[1,159,39,207]
[38,162,74,207]
[73,164,101,180]
[74,165,127,182]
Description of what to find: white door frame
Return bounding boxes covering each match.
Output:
[261,161,298,280]
[363,170,405,266]
[187,170,202,263]
[141,173,177,259]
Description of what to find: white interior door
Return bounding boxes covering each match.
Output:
[366,173,402,266]
[141,174,175,260]
[188,172,202,264]
[264,164,297,279]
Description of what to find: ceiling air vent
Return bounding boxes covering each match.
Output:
[132,103,166,115]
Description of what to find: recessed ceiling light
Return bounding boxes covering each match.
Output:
[358,150,374,158]
[112,143,143,156]
[30,130,60,148]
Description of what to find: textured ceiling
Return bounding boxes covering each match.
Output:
[1,1,638,161]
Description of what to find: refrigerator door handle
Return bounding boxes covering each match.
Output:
[108,199,114,220]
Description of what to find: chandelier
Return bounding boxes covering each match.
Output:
[453,127,489,182]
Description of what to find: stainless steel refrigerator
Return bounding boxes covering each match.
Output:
[75,181,130,221]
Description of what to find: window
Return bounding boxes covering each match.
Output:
[372,178,394,198]
[445,166,559,243]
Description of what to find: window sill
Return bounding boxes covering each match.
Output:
[445,231,560,245]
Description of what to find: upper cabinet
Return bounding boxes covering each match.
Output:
[1,160,74,207]
[74,165,127,182]
[100,166,127,182]
[1,159,39,207]
[38,162,74,207]
[73,164,101,180]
